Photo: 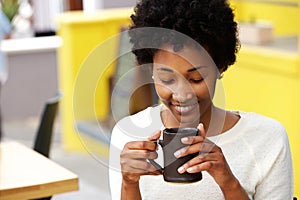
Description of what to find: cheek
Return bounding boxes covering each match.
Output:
[193,81,216,101]
[155,84,172,101]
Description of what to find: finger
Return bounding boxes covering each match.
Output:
[147,130,162,141]
[148,169,163,176]
[177,152,218,173]
[197,123,206,137]
[178,160,218,174]
[180,135,205,145]
[121,150,158,160]
[181,135,214,147]
[125,140,157,151]
[131,168,162,176]
[122,159,149,174]
[186,161,217,173]
[146,162,163,175]
[122,159,162,174]
[174,141,216,158]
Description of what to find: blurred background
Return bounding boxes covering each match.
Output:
[0,0,299,199]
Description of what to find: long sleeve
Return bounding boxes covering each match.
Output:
[109,106,164,200]
[109,124,127,200]
[253,125,294,200]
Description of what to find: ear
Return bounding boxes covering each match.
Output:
[217,67,225,79]
[218,67,225,75]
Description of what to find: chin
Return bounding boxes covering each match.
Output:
[177,117,200,128]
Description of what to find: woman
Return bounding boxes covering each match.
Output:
[109,0,293,199]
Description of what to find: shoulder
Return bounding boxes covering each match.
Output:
[239,111,287,139]
[232,111,291,162]
[239,112,293,194]
[238,111,291,163]
[217,111,289,153]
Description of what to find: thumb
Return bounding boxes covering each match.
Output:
[147,130,162,141]
[197,123,206,137]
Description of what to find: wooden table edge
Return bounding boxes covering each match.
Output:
[0,177,79,200]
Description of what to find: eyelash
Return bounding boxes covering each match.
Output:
[190,78,203,83]
[160,78,203,85]
[160,79,175,84]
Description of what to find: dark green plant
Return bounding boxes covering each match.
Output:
[1,0,20,22]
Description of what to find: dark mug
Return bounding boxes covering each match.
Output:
[149,128,202,183]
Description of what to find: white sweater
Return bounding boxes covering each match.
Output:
[109,105,294,200]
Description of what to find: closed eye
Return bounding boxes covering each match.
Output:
[160,79,175,84]
[190,78,203,83]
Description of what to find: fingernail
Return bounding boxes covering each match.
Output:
[186,167,194,173]
[174,150,181,158]
[181,137,188,143]
[178,166,185,174]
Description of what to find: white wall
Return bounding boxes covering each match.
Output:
[103,0,137,8]
[31,0,63,32]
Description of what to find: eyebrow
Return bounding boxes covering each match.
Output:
[187,66,208,72]
[157,66,207,73]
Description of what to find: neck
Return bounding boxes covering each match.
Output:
[200,105,227,137]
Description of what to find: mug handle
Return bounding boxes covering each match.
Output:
[148,139,164,173]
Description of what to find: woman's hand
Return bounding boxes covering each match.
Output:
[120,130,162,184]
[174,124,248,199]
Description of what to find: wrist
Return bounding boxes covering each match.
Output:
[220,178,249,200]
[220,177,239,191]
[121,178,141,200]
[122,177,140,186]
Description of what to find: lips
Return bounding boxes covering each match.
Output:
[173,103,198,114]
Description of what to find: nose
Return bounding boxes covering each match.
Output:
[172,81,194,103]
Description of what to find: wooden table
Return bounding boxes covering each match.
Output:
[0,141,79,200]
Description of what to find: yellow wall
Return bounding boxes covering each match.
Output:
[226,1,300,197]
[231,0,299,36]
[56,8,132,151]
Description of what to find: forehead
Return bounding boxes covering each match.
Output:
[153,43,215,69]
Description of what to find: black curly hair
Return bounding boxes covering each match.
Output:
[129,0,240,71]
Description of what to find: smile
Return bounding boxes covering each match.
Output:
[173,103,198,114]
